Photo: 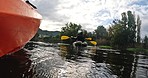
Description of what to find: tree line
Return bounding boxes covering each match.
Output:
[61,10,148,50]
[31,10,148,50]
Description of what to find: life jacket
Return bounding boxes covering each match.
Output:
[76,34,85,42]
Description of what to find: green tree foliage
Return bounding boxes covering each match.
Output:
[87,32,96,40]
[94,25,108,39]
[60,22,83,44]
[143,36,148,49]
[110,20,128,49]
[94,25,108,45]
[136,15,142,43]
[61,22,82,37]
[109,11,142,49]
[127,11,137,47]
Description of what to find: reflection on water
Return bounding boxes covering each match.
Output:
[0,49,33,78]
[0,41,148,78]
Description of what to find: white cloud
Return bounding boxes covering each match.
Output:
[39,20,63,31]
[30,0,148,37]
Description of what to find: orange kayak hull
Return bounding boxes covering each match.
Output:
[0,0,42,57]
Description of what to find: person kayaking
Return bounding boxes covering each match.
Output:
[76,31,85,42]
[73,31,87,47]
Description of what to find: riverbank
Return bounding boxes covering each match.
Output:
[99,45,148,52]
[127,48,148,52]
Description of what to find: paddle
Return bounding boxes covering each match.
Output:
[90,41,97,46]
[61,36,97,45]
[61,36,70,40]
[61,36,92,40]
[85,38,92,41]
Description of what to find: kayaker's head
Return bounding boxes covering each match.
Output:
[78,30,83,35]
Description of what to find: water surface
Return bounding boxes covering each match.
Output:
[0,41,148,78]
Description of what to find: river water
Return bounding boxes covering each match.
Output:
[0,41,148,78]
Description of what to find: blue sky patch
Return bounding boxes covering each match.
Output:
[129,0,148,6]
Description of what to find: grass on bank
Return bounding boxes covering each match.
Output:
[99,45,148,52]
[127,48,148,52]
[99,46,112,49]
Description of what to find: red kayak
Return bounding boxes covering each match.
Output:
[0,0,42,57]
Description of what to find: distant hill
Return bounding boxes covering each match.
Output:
[37,29,60,37]
[31,28,61,42]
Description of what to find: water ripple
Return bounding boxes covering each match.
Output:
[0,42,147,78]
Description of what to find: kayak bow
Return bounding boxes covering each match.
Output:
[0,0,42,57]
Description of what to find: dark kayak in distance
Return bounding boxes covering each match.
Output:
[0,0,42,57]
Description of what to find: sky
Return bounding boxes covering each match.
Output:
[29,0,148,38]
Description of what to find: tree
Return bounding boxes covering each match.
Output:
[136,15,141,43]
[109,11,141,49]
[86,32,95,39]
[127,11,137,47]
[143,36,148,49]
[93,25,108,45]
[94,25,108,39]
[61,22,82,37]
[60,22,83,44]
[110,20,128,49]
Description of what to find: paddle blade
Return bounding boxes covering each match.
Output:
[61,36,70,40]
[90,41,97,45]
[85,38,92,41]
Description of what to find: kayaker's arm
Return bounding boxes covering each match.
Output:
[26,0,37,9]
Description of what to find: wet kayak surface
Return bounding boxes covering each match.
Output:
[0,41,148,78]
